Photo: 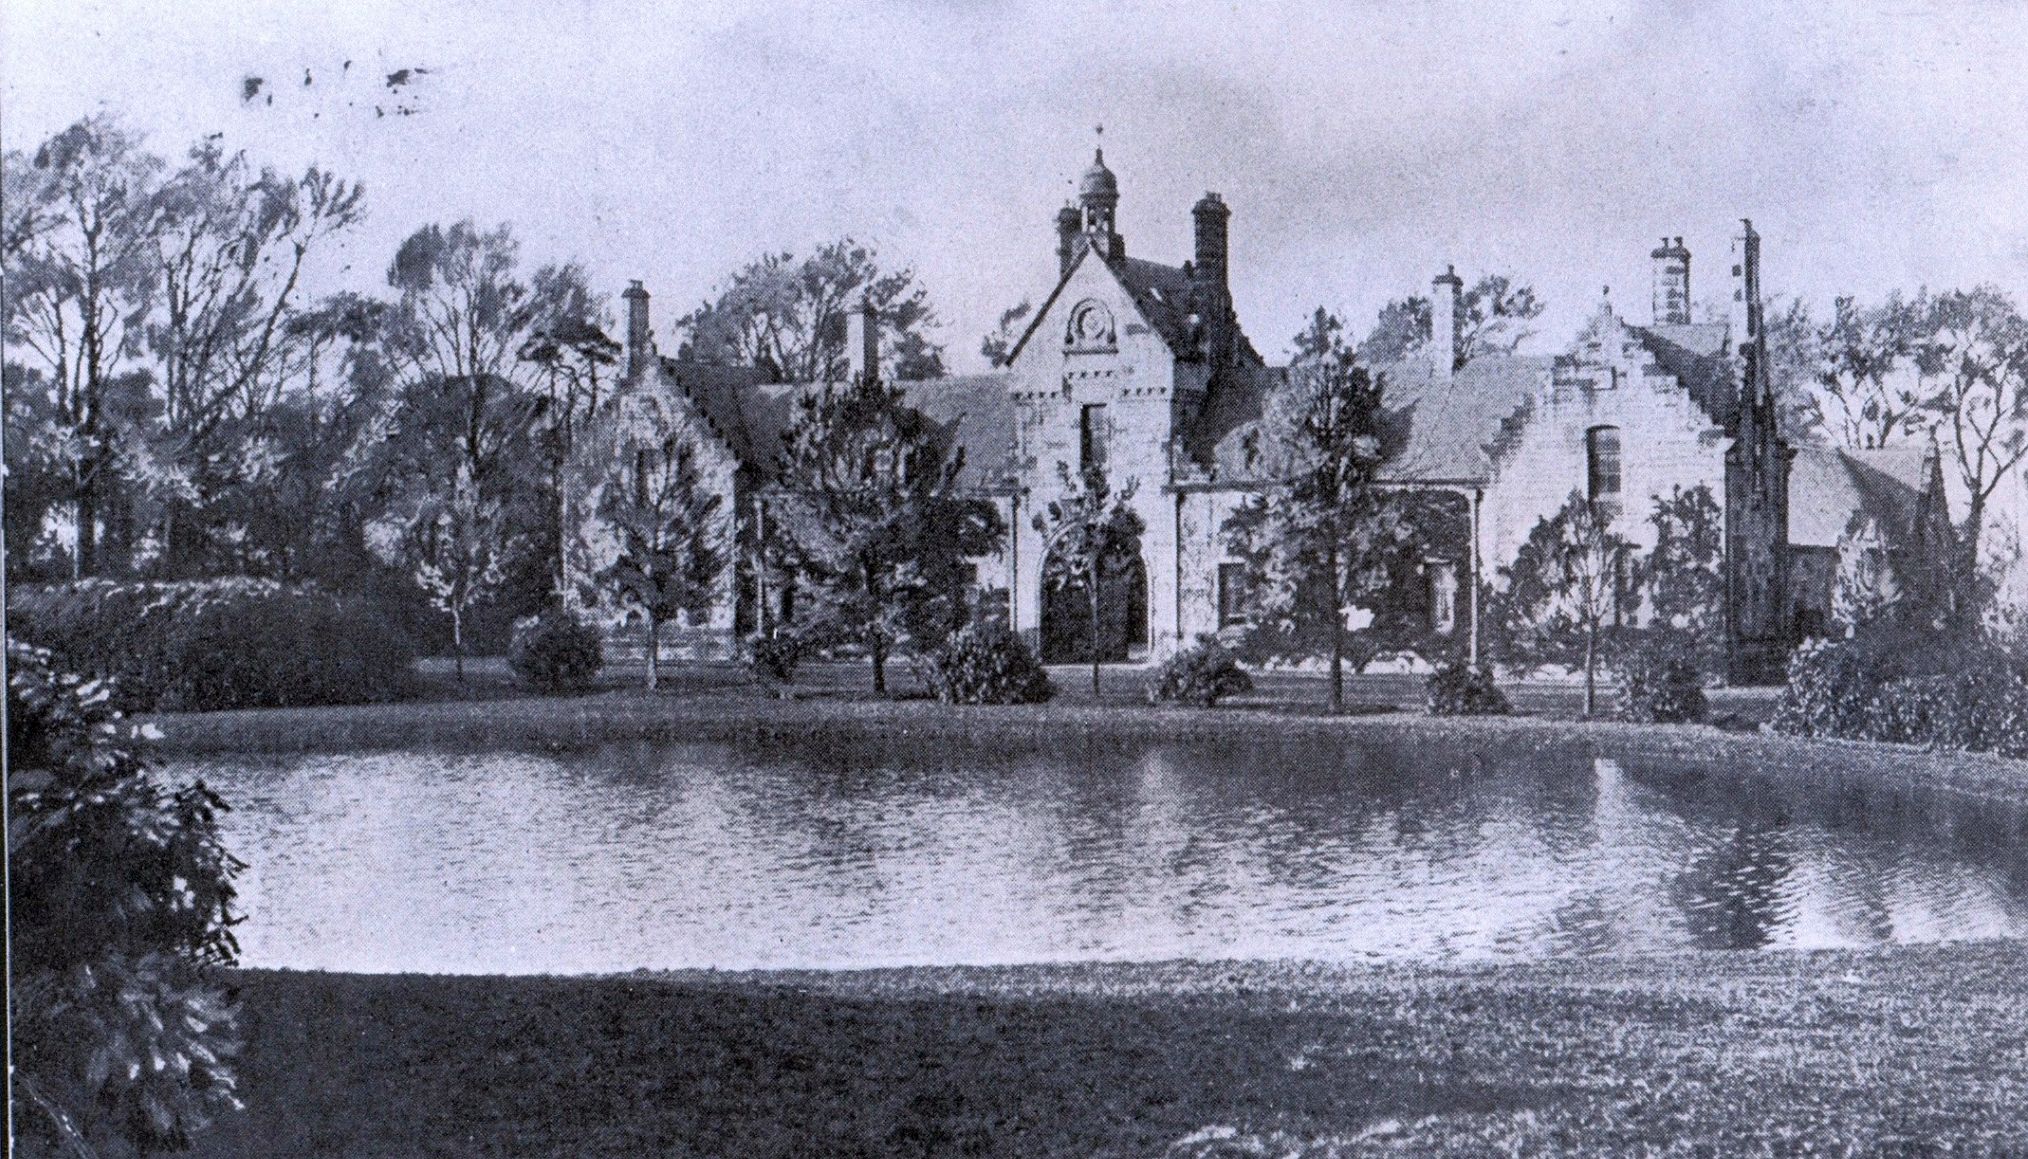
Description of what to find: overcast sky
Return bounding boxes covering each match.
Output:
[8,0,2028,371]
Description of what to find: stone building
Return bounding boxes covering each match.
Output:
[609,149,1921,681]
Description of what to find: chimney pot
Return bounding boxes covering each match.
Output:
[1430,266,1462,379]
[1650,235,1691,325]
[623,280,652,379]
[846,299,879,384]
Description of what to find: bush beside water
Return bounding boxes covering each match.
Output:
[1146,638,1254,707]
[1614,646,1707,724]
[1771,633,2028,757]
[7,579,416,713]
[509,609,605,694]
[1425,660,1510,716]
[924,622,1054,705]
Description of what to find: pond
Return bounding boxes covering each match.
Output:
[169,734,2028,975]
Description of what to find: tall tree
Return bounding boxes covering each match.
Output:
[2,117,162,577]
[144,139,363,574]
[579,389,726,691]
[1801,293,1925,450]
[1225,308,1403,713]
[1639,484,1725,673]
[1493,490,1637,716]
[1032,461,1145,696]
[675,239,945,382]
[1908,286,2028,621]
[770,373,1001,693]
[518,265,621,601]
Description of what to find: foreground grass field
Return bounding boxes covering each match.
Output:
[189,944,2028,1157]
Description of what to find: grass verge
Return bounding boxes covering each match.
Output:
[189,943,2028,1156]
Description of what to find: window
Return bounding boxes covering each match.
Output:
[1586,425,1622,502]
[1217,562,1252,627]
[1428,560,1458,634]
[1080,404,1108,471]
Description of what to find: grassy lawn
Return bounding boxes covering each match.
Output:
[188,944,2028,1157]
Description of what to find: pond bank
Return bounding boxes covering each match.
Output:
[151,682,2028,810]
[189,943,2028,1156]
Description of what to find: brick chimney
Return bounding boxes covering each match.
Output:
[1431,265,1463,379]
[845,298,879,384]
[1192,192,1229,291]
[1650,236,1691,325]
[1056,204,1084,278]
[623,280,652,379]
[1729,220,1761,352]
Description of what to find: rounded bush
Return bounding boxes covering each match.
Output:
[1424,659,1510,716]
[1147,637,1254,707]
[7,579,416,713]
[509,609,605,694]
[1769,637,1882,739]
[746,632,806,686]
[925,622,1054,705]
[1614,647,1707,724]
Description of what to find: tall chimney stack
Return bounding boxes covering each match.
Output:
[1191,192,1230,290]
[845,298,879,384]
[1650,236,1691,325]
[1431,265,1463,379]
[1729,220,1762,353]
[623,280,652,379]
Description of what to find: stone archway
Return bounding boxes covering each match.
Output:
[1039,549,1148,664]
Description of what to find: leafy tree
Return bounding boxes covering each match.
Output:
[2,117,163,577]
[675,239,945,382]
[770,373,1002,693]
[1225,308,1404,713]
[1801,293,1925,450]
[580,389,726,690]
[979,299,1032,367]
[1356,273,1543,368]
[1032,461,1146,695]
[366,458,524,681]
[1907,286,2028,624]
[1493,490,1638,716]
[1639,484,1725,673]
[517,267,621,600]
[8,640,244,1156]
[144,138,364,575]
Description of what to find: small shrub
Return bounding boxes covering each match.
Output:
[925,622,1054,705]
[1425,659,1510,716]
[1769,637,1879,739]
[509,608,605,694]
[7,579,416,713]
[1147,637,1254,707]
[1614,646,1707,724]
[746,633,805,687]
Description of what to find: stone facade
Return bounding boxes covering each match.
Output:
[611,150,1928,680]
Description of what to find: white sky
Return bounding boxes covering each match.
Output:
[7,0,2028,371]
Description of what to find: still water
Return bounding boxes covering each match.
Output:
[168,734,2028,974]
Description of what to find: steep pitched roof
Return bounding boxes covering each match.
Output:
[1631,322,1735,429]
[1374,355,1552,484]
[654,358,1015,491]
[1788,444,1935,548]
[1114,257,1200,351]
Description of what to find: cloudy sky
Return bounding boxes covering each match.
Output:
[8,0,2028,371]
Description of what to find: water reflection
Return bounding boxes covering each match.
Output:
[166,737,2028,975]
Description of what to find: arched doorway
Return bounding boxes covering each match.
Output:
[1039,550,1148,664]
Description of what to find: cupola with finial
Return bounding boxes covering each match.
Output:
[1077,128,1124,260]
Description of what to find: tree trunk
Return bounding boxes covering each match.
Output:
[74,489,96,580]
[1330,616,1345,715]
[872,635,887,695]
[1958,494,1987,630]
[645,616,659,691]
[1582,620,1596,717]
[452,607,466,684]
[1089,559,1103,698]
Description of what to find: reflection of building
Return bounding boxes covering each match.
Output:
[612,149,1916,678]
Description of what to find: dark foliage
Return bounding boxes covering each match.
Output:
[924,622,1055,706]
[1613,644,1708,724]
[8,579,417,713]
[1424,659,1510,716]
[8,640,245,1155]
[508,608,605,694]
[1146,637,1254,707]
[1865,671,2028,757]
[745,633,806,687]
[1770,628,2028,755]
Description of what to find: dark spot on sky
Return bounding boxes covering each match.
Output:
[304,68,313,86]
[241,75,264,103]
[385,67,429,89]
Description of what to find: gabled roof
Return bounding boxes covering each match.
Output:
[653,358,1016,491]
[1003,245,1236,367]
[1631,322,1734,429]
[1788,443,1936,549]
[1374,355,1552,484]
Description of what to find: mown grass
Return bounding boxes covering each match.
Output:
[189,943,2028,1157]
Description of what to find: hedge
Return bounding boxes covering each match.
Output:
[7,579,416,713]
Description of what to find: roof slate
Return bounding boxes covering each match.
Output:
[1787,444,1934,549]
